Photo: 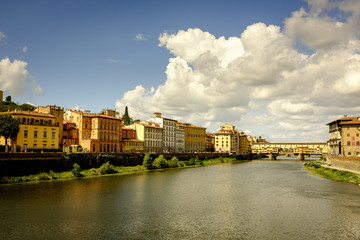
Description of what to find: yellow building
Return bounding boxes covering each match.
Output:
[122,139,144,153]
[215,124,250,154]
[34,105,64,145]
[0,110,60,151]
[177,122,206,152]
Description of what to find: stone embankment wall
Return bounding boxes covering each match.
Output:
[327,155,360,172]
[0,152,230,177]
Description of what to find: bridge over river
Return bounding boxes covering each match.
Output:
[251,142,328,160]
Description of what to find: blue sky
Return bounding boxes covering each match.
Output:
[0,0,303,109]
[1,0,360,142]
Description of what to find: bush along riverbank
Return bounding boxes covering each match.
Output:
[304,161,360,186]
[0,154,243,185]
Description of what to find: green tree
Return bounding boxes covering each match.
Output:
[153,155,169,169]
[0,114,20,152]
[122,106,131,126]
[143,153,154,169]
[5,96,11,102]
[18,103,35,111]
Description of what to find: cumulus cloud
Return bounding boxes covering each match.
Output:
[116,0,360,142]
[0,57,43,96]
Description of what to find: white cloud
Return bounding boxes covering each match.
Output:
[106,58,121,63]
[0,57,43,96]
[135,34,146,41]
[22,46,28,54]
[116,1,360,142]
[0,32,6,41]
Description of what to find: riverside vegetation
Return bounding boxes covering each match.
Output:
[304,161,360,186]
[0,154,241,185]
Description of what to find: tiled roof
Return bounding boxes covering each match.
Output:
[4,110,55,118]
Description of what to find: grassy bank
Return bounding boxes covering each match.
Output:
[0,156,243,185]
[304,161,360,186]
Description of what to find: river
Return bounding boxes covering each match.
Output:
[0,158,360,239]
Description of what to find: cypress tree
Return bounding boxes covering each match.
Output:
[122,106,131,126]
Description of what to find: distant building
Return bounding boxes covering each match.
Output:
[214,124,251,154]
[327,116,360,156]
[149,112,177,153]
[34,105,64,146]
[206,132,215,152]
[63,121,79,147]
[176,126,185,153]
[177,122,206,153]
[64,109,122,153]
[122,126,144,153]
[0,110,60,152]
[131,121,163,153]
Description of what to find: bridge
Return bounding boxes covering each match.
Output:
[251,142,328,160]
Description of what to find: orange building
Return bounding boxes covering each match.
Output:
[63,121,79,147]
[64,109,122,153]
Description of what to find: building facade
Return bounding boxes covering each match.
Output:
[0,110,60,152]
[149,112,177,153]
[132,121,163,153]
[176,126,185,153]
[64,110,122,153]
[34,105,64,147]
[63,121,79,147]
[327,116,360,156]
[214,124,250,154]
[177,122,206,152]
[206,132,215,152]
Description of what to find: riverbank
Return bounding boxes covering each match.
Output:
[0,156,244,185]
[304,161,360,186]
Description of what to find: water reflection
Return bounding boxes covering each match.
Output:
[0,160,359,239]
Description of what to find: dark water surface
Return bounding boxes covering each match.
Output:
[1,159,360,239]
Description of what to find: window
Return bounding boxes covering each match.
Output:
[357,133,359,137]
[357,141,359,146]
[52,132,55,139]
[347,141,351,146]
[24,130,28,139]
[43,144,47,149]
[33,144,37,149]
[23,144,27,150]
[34,131,38,139]
[347,133,350,137]
[44,131,47,139]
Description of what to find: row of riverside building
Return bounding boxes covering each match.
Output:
[0,105,262,154]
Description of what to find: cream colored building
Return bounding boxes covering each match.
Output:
[131,121,163,153]
[149,112,177,153]
[215,124,250,154]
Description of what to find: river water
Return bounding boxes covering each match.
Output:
[0,158,360,240]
